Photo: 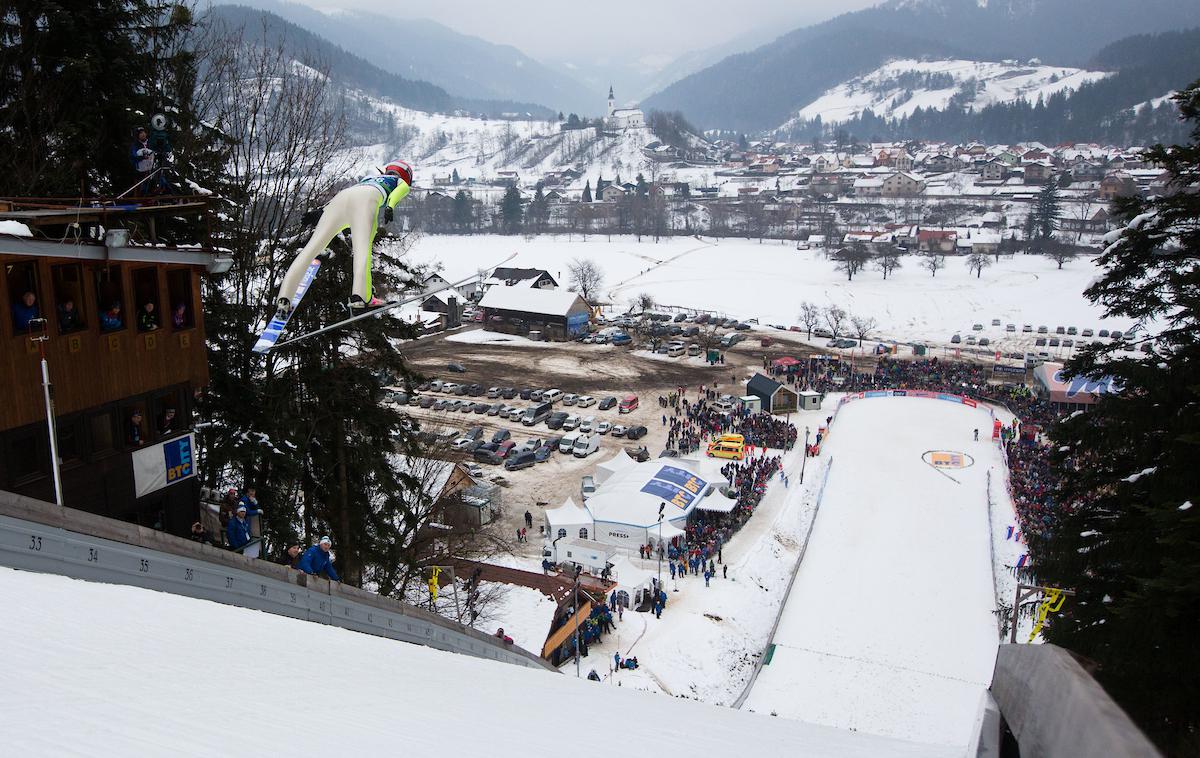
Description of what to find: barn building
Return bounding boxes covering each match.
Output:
[477,287,590,341]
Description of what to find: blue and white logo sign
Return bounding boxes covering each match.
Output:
[132,433,198,497]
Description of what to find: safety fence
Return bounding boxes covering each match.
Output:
[0,490,555,672]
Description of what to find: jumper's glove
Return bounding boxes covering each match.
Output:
[301,208,322,225]
[384,206,394,224]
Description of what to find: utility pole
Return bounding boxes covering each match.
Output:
[656,502,665,591]
[28,319,63,506]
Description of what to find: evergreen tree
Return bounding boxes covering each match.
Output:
[451,190,473,231]
[0,1,195,195]
[451,168,460,183]
[582,180,592,203]
[499,185,523,234]
[1034,183,1062,238]
[1037,83,1200,755]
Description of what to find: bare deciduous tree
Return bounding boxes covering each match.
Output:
[567,258,604,304]
[922,251,946,277]
[834,241,871,281]
[965,252,993,279]
[798,301,822,338]
[850,314,877,343]
[876,247,903,279]
[824,305,847,338]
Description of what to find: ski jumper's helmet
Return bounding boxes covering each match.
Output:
[385,160,413,186]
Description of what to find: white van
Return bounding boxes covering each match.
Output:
[573,434,600,458]
[559,431,581,453]
[667,344,686,357]
[543,389,563,403]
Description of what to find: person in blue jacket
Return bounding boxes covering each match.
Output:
[225,503,259,551]
[298,536,340,581]
[11,291,39,331]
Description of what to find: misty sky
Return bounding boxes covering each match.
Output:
[316,0,883,63]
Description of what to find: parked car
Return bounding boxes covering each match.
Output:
[522,402,552,426]
[1098,329,1110,338]
[626,425,648,440]
[951,334,962,344]
[507,407,524,422]
[573,434,600,458]
[576,395,596,408]
[543,389,563,403]
[610,424,628,437]
[505,451,537,471]
[581,475,597,500]
[534,445,553,463]
[496,440,517,459]
[1062,339,1074,347]
[486,387,501,399]
[1023,325,1033,333]
[1066,326,1078,335]
[1049,338,1060,347]
[579,416,596,433]
[1055,326,1065,334]
[1037,325,1048,334]
[473,403,489,414]
[562,413,581,430]
[596,421,612,435]
[433,399,447,411]
[474,448,503,465]
[547,411,568,430]
[991,319,1001,326]
[965,336,977,345]
[611,334,632,346]
[501,387,518,399]
[530,389,544,402]
[1081,328,1094,337]
[1035,337,1047,347]
[979,337,990,346]
[491,429,511,444]
[419,396,435,408]
[487,403,503,416]
[558,431,581,453]
[972,324,984,331]
[562,393,578,406]
[598,396,617,411]
[467,384,484,396]
[1006,324,1016,332]
[814,327,833,338]
[465,426,483,441]
[519,387,533,400]
[448,362,467,373]
[627,446,650,462]
[1110,330,1124,340]
[694,313,710,324]
[451,437,475,451]
[659,448,680,458]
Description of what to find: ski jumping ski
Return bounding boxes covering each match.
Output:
[252,258,322,354]
[263,252,518,352]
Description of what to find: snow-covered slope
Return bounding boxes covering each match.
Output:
[745,396,1001,746]
[778,58,1111,128]
[0,566,956,757]
[343,94,714,187]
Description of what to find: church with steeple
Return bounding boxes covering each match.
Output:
[605,85,645,130]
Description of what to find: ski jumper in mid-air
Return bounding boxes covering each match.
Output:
[275,160,413,319]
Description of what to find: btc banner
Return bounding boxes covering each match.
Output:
[131,433,197,498]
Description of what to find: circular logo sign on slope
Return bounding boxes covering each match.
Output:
[922,450,975,469]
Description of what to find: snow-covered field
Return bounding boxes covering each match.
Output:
[780,58,1110,128]
[744,396,1002,747]
[0,566,958,757]
[407,234,1134,346]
